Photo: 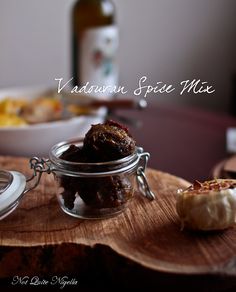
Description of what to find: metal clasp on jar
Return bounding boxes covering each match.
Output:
[136,147,155,200]
[24,157,52,194]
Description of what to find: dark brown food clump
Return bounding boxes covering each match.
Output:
[77,176,133,208]
[59,120,136,209]
[83,120,136,162]
[60,145,88,163]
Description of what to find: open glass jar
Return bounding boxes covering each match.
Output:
[0,139,155,220]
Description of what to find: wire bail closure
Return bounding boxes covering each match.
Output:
[24,157,52,194]
[136,148,155,200]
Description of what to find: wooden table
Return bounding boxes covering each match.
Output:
[1,104,236,291]
[116,103,236,182]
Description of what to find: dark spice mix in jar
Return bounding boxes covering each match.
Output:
[59,120,136,209]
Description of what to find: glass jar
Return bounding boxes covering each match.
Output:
[0,139,154,220]
[49,139,154,219]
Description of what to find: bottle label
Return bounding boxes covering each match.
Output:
[79,25,118,98]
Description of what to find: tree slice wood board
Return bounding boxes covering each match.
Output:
[0,156,236,276]
[211,157,236,179]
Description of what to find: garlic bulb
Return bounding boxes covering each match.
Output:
[176,179,236,231]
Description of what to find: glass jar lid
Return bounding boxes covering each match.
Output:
[0,170,26,219]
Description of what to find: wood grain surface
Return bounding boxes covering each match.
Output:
[212,156,236,179]
[0,156,236,276]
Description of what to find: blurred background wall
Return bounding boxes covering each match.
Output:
[0,0,235,112]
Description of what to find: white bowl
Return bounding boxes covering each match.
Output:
[0,86,106,157]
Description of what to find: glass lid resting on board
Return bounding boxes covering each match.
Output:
[0,170,13,195]
[0,170,26,220]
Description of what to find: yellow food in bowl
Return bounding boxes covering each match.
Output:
[0,98,27,115]
[0,113,27,127]
[0,96,63,126]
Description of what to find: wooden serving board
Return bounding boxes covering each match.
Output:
[212,157,236,179]
[0,156,236,277]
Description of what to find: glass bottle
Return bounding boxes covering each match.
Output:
[71,0,119,98]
